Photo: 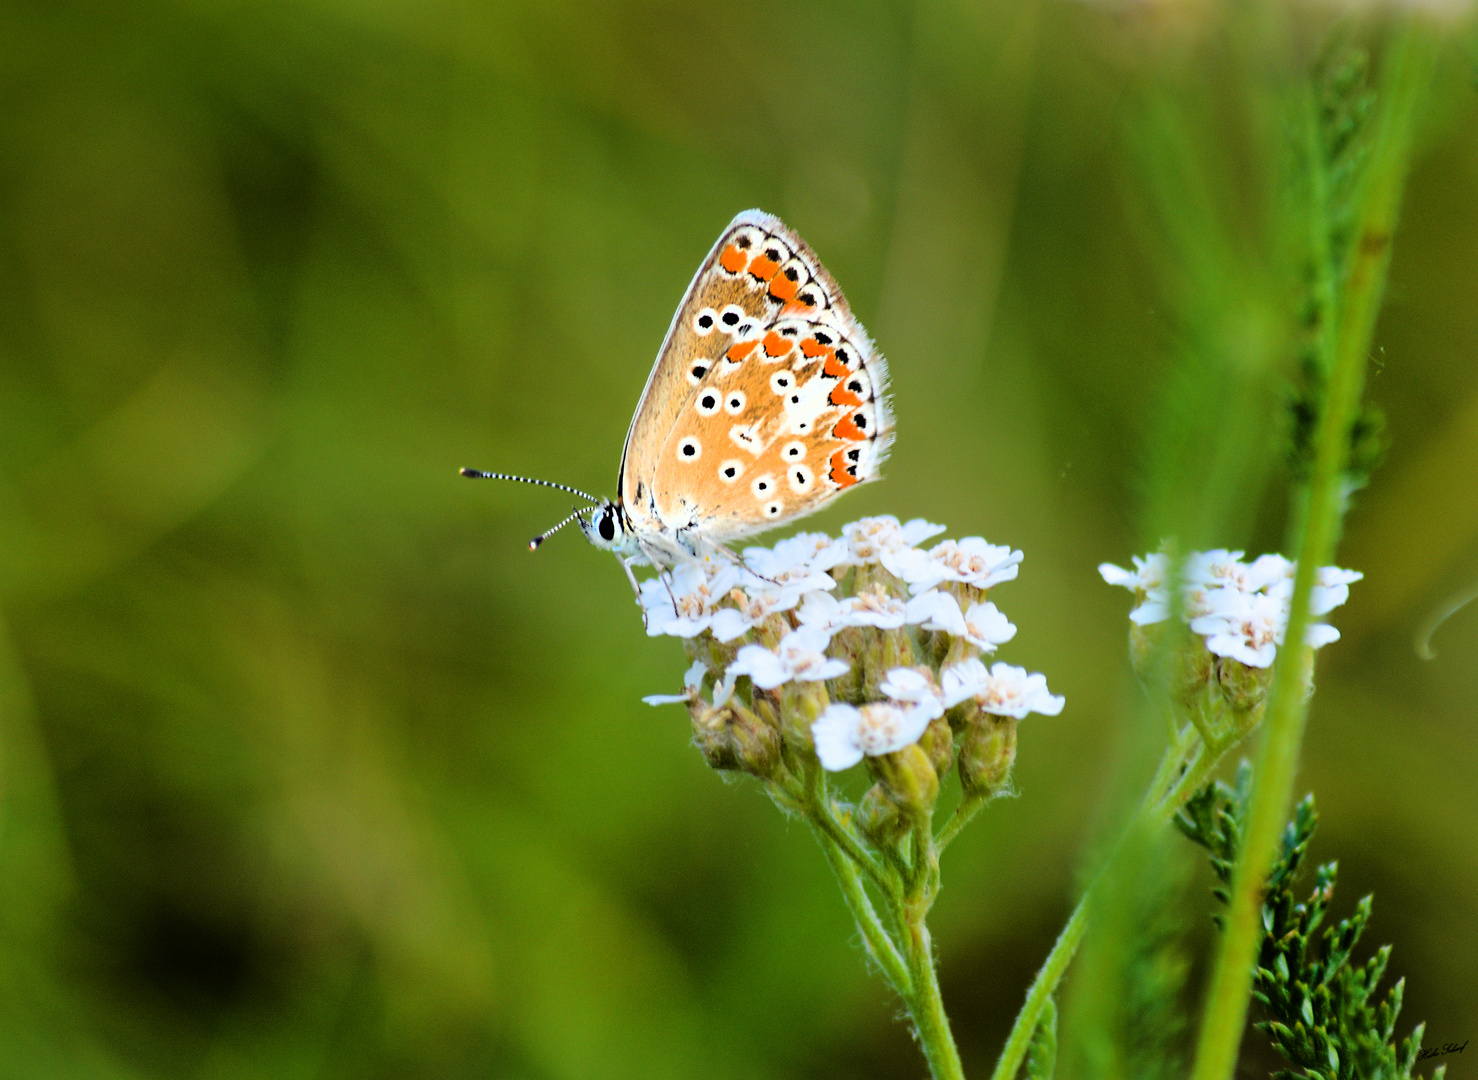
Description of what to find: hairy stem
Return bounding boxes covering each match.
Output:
[903,906,967,1080]
[816,832,914,996]
[1189,32,1431,1080]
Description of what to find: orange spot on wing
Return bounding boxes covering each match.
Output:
[747,255,780,282]
[762,331,790,358]
[719,244,747,274]
[829,385,863,408]
[829,450,860,488]
[800,337,830,358]
[726,339,758,362]
[768,274,799,302]
[822,353,851,379]
[833,413,867,441]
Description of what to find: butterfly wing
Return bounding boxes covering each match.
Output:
[621,210,893,546]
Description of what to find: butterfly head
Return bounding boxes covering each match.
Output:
[576,499,632,553]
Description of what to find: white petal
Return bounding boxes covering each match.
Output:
[796,591,843,628]
[683,660,708,691]
[963,601,1017,646]
[642,694,691,706]
[1305,622,1341,648]
[879,668,935,706]
[812,705,865,771]
[708,608,753,643]
[940,658,989,708]
[728,645,789,690]
[920,592,969,636]
[1099,562,1138,588]
[1129,600,1170,625]
[900,519,948,546]
[904,590,948,625]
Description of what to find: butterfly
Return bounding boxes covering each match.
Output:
[464,210,893,594]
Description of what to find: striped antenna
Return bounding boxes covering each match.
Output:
[460,468,602,505]
[528,508,587,551]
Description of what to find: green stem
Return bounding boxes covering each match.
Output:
[991,726,1227,1080]
[989,886,1089,1080]
[903,908,967,1080]
[801,767,901,902]
[935,790,987,853]
[1188,32,1431,1080]
[816,832,914,996]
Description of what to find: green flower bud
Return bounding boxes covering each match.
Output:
[958,710,1018,799]
[858,783,908,848]
[919,713,954,780]
[869,743,939,821]
[780,679,829,755]
[1215,654,1272,715]
[689,700,780,779]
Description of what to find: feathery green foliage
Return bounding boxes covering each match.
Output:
[1178,766,1444,1080]
[1290,44,1389,488]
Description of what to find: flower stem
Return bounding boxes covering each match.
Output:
[903,908,967,1080]
[1187,32,1431,1080]
[816,831,914,996]
[990,727,1226,1080]
[935,790,988,853]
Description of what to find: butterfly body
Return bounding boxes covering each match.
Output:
[470,210,893,586]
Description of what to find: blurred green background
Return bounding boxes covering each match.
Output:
[1,2,1475,1077]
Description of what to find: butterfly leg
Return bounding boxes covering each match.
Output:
[636,539,683,618]
[710,539,780,586]
[613,553,650,628]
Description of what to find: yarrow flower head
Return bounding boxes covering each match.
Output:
[1099,548,1362,670]
[637,518,1062,804]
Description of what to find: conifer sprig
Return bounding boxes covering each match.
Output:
[1178,767,1444,1080]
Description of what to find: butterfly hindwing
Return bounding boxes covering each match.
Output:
[621,211,893,549]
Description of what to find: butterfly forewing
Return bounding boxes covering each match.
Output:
[621,210,893,551]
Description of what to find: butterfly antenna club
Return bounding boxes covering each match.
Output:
[529,508,589,552]
[460,469,603,504]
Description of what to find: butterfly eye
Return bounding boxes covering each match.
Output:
[696,391,720,416]
[782,441,806,460]
[724,391,747,415]
[718,459,744,484]
[693,307,718,335]
[598,511,616,542]
[677,437,702,461]
[770,372,793,395]
[718,305,746,331]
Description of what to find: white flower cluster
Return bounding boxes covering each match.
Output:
[1099,550,1362,669]
[642,516,1062,775]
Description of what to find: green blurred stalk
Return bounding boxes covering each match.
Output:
[1188,29,1433,1080]
[990,727,1227,1080]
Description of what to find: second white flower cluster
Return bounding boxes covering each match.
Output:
[1099,550,1362,668]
